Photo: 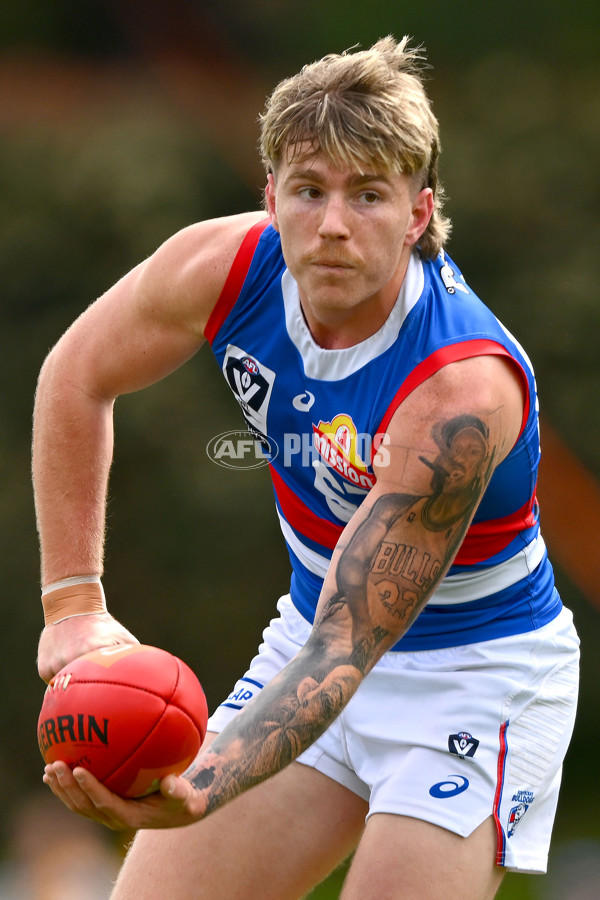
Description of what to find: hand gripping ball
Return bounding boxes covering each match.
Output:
[38,644,208,797]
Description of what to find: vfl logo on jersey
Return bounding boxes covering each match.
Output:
[313,414,375,490]
[448,731,479,758]
[223,344,275,438]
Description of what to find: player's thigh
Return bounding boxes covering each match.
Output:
[341,814,503,900]
[111,759,367,900]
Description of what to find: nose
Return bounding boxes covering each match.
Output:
[318,195,350,240]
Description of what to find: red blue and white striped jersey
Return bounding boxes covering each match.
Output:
[205,221,561,650]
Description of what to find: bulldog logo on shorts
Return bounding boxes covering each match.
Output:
[508,789,534,836]
[508,802,529,837]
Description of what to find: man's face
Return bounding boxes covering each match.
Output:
[265,149,433,346]
[435,428,488,495]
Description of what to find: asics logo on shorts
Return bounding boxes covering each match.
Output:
[429,775,470,798]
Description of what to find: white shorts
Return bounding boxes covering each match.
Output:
[208,596,579,874]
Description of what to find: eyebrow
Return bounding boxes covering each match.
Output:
[285,168,393,187]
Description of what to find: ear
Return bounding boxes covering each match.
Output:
[265,173,279,232]
[405,188,434,248]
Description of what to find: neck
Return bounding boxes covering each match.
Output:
[299,298,392,349]
[299,255,411,350]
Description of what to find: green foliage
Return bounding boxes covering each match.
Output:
[434,55,600,475]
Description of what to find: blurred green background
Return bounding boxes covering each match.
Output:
[1,1,599,897]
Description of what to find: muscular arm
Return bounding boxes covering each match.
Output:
[183,355,525,814]
[33,212,265,678]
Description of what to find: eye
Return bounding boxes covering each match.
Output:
[359,190,381,204]
[298,186,322,200]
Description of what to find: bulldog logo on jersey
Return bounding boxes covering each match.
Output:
[223,344,276,438]
[313,414,375,490]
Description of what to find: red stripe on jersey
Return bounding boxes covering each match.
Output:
[270,466,344,550]
[204,219,270,345]
[454,495,538,565]
[373,340,530,455]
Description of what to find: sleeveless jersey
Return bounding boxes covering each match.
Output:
[205,221,562,650]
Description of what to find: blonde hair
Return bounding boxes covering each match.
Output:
[259,36,451,259]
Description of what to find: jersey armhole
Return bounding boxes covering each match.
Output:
[204,218,270,345]
[372,339,530,461]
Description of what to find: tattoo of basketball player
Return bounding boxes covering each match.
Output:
[322,413,494,639]
[419,414,493,538]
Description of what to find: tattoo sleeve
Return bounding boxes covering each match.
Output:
[187,413,496,815]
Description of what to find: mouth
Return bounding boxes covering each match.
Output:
[310,258,355,271]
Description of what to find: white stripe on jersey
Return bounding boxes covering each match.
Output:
[279,508,546,607]
[277,510,331,578]
[428,534,546,605]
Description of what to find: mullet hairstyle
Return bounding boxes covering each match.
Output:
[259,36,451,260]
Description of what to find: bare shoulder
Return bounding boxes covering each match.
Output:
[138,211,268,334]
[415,354,524,419]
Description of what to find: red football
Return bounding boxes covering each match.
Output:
[38,644,208,797]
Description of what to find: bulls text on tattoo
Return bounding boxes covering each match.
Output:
[371,541,442,588]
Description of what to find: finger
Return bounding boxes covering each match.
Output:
[160,773,193,801]
[71,767,139,830]
[73,768,194,830]
[43,762,76,806]
[43,762,125,830]
[43,763,110,823]
[159,774,208,822]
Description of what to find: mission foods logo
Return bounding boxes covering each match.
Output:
[206,430,279,469]
[313,414,376,489]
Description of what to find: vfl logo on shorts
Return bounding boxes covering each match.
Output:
[448,731,479,758]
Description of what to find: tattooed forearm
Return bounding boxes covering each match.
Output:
[184,413,497,820]
[187,644,362,812]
